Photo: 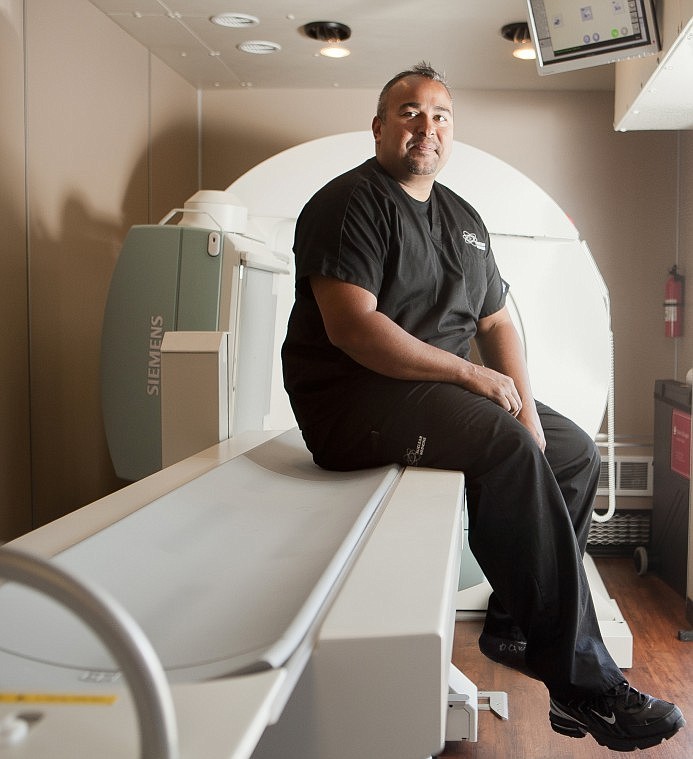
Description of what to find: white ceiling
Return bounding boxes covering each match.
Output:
[88,0,615,91]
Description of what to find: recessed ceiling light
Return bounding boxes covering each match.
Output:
[501,22,537,61]
[320,43,350,58]
[513,43,536,60]
[302,20,352,58]
[211,13,259,28]
[237,40,282,55]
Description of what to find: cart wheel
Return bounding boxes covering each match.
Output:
[633,546,648,576]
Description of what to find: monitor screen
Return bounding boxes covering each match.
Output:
[526,0,660,75]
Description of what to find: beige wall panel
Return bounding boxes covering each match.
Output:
[25,0,152,526]
[0,0,32,540]
[201,89,376,191]
[202,86,678,440]
[149,58,199,224]
[27,0,149,526]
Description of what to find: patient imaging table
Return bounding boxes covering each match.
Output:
[0,430,465,758]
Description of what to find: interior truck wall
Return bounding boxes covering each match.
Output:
[0,0,199,535]
[1,0,688,535]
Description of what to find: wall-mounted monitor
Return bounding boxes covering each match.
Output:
[526,0,660,75]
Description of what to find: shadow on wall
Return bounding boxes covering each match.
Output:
[29,194,131,528]
[28,123,198,530]
[203,125,293,192]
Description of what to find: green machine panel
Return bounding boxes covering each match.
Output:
[101,225,223,480]
[178,228,224,330]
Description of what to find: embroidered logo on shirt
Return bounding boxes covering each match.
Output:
[462,230,486,251]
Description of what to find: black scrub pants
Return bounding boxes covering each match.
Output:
[302,376,625,701]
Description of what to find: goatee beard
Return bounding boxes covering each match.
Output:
[405,157,437,176]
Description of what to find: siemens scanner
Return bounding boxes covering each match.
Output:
[0,133,632,758]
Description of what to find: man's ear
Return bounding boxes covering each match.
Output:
[372,115,382,144]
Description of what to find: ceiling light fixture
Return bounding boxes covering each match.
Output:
[301,20,351,58]
[501,22,536,60]
[237,40,281,55]
[211,13,259,28]
[320,42,350,58]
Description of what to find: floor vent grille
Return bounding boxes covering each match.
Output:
[588,510,651,549]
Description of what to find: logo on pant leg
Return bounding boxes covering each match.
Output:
[404,435,427,465]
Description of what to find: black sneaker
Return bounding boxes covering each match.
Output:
[549,681,685,751]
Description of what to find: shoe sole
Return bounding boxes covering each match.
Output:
[549,711,686,752]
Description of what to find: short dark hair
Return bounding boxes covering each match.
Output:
[376,62,451,121]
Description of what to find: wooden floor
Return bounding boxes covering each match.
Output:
[437,557,693,759]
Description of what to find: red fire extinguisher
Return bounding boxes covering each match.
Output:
[664,265,684,338]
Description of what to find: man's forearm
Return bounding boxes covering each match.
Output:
[476,317,545,449]
[333,308,473,384]
[476,319,534,406]
[312,275,523,415]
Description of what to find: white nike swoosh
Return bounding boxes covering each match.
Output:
[592,709,617,725]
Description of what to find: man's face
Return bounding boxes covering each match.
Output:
[372,76,453,186]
